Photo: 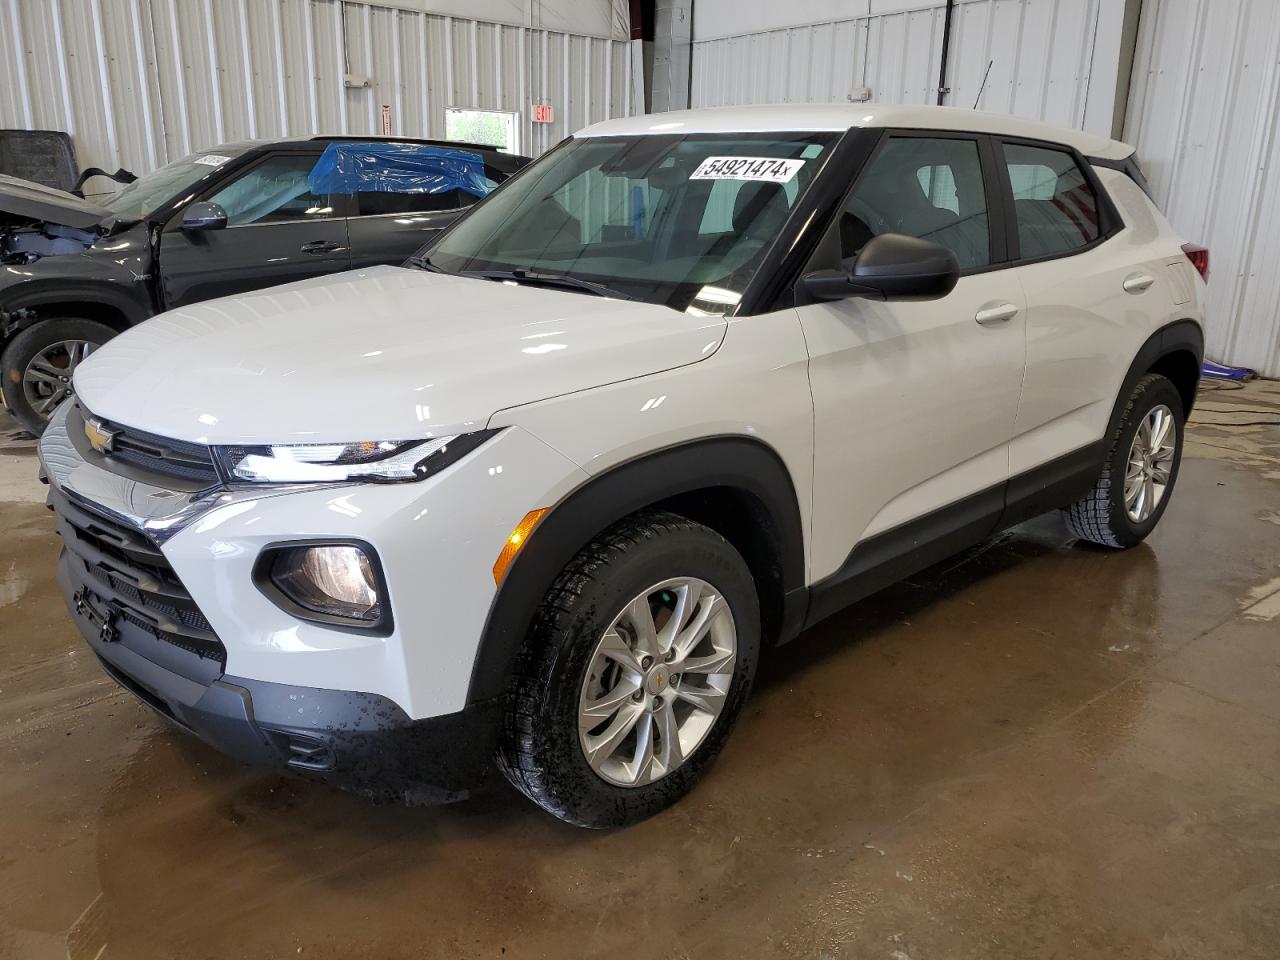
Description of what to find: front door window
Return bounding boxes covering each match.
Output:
[841,136,992,270]
[207,155,336,225]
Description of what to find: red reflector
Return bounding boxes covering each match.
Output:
[1183,243,1209,283]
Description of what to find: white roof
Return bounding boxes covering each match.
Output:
[578,103,1133,161]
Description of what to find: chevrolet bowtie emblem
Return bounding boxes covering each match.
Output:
[84,416,118,454]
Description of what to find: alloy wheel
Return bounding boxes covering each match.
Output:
[1124,403,1177,523]
[577,577,737,788]
[22,339,98,420]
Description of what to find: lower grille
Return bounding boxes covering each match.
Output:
[50,487,226,666]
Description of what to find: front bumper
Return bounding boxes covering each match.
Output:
[40,400,586,802]
[58,546,502,803]
[40,400,587,717]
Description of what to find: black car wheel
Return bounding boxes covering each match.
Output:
[1063,373,1186,548]
[1,319,115,436]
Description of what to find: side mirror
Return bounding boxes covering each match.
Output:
[802,233,960,303]
[180,201,228,232]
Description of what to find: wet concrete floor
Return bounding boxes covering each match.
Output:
[1,381,1278,959]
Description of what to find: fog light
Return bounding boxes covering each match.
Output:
[269,544,381,622]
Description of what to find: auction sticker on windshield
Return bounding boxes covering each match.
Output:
[193,154,232,167]
[690,157,805,183]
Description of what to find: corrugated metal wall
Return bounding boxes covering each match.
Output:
[692,0,1280,377]
[693,0,1113,136]
[1127,0,1280,378]
[0,0,632,183]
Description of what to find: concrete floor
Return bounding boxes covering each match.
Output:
[1,381,1278,960]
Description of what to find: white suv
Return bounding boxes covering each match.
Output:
[41,105,1205,827]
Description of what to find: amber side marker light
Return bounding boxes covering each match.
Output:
[493,508,549,584]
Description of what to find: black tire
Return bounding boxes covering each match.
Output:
[498,511,760,828]
[1,318,117,436]
[1063,373,1186,548]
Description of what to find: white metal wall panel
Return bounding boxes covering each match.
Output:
[0,0,631,185]
[863,7,944,105]
[692,0,1108,134]
[1128,0,1280,377]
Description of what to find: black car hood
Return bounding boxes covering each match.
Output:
[0,174,114,230]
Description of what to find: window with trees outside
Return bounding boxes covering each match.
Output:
[445,108,519,154]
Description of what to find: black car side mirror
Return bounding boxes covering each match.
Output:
[180,201,229,232]
[802,233,960,303]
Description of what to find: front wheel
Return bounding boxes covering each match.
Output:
[2,319,116,436]
[498,512,760,828]
[1063,372,1186,548]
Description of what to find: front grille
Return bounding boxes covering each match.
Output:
[75,405,220,485]
[50,487,227,666]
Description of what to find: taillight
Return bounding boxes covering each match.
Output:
[1183,243,1209,283]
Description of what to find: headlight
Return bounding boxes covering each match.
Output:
[213,430,499,483]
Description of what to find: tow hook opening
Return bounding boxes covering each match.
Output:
[267,731,336,771]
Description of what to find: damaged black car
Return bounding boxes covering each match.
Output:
[0,136,528,434]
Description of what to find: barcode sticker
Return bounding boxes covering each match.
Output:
[193,154,231,167]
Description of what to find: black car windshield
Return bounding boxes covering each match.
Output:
[99,149,246,222]
[426,132,838,314]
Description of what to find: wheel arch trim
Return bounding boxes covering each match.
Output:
[1,283,147,338]
[466,435,807,704]
[1110,318,1204,436]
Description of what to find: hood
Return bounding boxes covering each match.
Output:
[73,266,727,444]
[0,174,114,230]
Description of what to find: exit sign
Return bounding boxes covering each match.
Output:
[533,103,554,124]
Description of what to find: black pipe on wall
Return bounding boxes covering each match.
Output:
[936,0,956,106]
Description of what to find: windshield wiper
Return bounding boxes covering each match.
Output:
[405,254,447,273]
[461,268,635,301]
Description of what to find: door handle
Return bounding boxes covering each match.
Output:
[1123,273,1156,293]
[975,302,1019,326]
[300,240,346,255]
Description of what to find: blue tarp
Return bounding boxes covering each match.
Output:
[308,142,496,198]
[1202,360,1257,381]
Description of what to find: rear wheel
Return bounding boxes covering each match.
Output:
[2,319,116,436]
[1063,373,1185,548]
[498,512,759,828]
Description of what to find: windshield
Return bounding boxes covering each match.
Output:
[426,132,838,314]
[99,150,244,221]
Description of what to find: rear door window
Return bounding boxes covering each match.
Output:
[306,143,503,219]
[355,188,470,216]
[353,160,511,216]
[1002,143,1101,258]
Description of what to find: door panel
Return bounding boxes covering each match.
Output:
[346,208,461,269]
[159,152,351,308]
[1001,149,1168,475]
[1010,244,1163,474]
[800,132,1026,580]
[160,219,351,307]
[799,277,1026,579]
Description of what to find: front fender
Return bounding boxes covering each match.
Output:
[1,277,151,321]
[466,435,807,704]
[1,228,154,335]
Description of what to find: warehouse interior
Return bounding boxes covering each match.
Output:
[4,0,1277,375]
[1,0,1279,957]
